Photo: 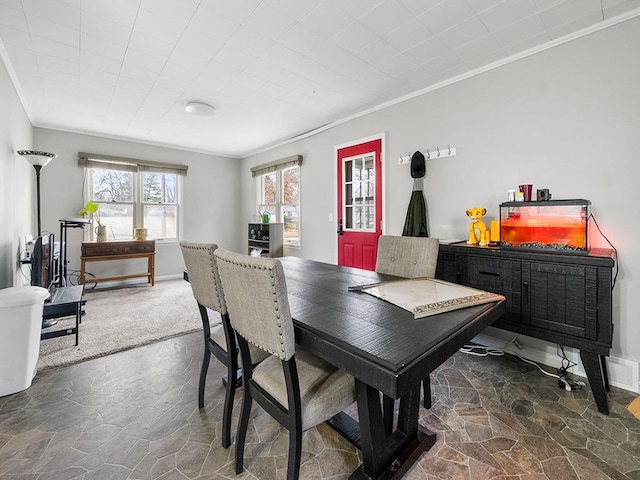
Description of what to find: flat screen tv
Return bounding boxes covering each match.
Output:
[31,233,55,288]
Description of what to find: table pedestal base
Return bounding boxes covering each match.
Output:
[350,429,436,480]
[327,380,437,480]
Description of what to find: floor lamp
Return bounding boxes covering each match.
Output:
[18,150,57,237]
[18,150,57,328]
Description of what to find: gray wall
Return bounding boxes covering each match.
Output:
[241,18,640,371]
[32,128,242,281]
[0,54,34,288]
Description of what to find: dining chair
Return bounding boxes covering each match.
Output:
[214,249,357,480]
[179,241,268,448]
[375,235,439,278]
[375,235,440,411]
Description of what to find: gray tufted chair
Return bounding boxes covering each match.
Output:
[375,235,439,278]
[375,235,440,412]
[214,249,356,480]
[179,241,268,448]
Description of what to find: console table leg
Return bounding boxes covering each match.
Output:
[80,258,86,293]
[580,351,609,415]
[149,255,155,286]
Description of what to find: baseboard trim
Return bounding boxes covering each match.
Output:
[470,332,639,394]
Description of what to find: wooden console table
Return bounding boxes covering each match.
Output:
[80,240,155,291]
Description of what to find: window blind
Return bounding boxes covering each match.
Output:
[250,154,302,177]
[78,152,188,176]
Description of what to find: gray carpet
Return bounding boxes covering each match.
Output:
[37,279,201,370]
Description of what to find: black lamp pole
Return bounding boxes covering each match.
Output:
[33,164,43,237]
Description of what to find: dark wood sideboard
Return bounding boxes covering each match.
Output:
[436,242,615,414]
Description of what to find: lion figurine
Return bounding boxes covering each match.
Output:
[466,207,489,246]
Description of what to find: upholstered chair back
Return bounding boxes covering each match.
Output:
[375,235,439,278]
[180,241,227,315]
[214,249,295,361]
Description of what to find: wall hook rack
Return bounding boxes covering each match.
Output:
[398,145,456,165]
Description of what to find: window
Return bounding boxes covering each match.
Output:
[79,153,186,242]
[253,155,302,247]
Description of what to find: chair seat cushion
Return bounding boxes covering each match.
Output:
[252,349,356,431]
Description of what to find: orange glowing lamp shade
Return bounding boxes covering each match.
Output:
[490,220,500,242]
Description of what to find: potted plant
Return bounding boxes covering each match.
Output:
[78,201,106,242]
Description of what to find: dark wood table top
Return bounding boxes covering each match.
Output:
[280,256,506,399]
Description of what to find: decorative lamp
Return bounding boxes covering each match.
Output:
[18,150,57,237]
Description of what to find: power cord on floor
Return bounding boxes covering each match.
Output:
[458,344,505,356]
[459,336,519,357]
[459,337,587,391]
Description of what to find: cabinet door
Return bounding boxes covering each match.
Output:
[522,261,598,340]
[435,251,460,283]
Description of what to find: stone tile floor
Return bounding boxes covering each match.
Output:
[0,332,639,479]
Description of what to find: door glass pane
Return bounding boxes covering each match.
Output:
[344,160,352,182]
[345,184,353,206]
[354,206,363,229]
[345,206,353,229]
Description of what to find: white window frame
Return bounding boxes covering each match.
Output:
[80,153,186,243]
[86,168,182,243]
[251,155,302,248]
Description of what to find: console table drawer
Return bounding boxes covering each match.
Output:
[465,256,520,293]
[82,240,155,256]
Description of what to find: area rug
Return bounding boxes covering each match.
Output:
[37,279,201,370]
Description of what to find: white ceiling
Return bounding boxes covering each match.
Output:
[1,0,638,158]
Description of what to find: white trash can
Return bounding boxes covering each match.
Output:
[0,286,49,396]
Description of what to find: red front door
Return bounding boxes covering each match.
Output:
[337,138,383,270]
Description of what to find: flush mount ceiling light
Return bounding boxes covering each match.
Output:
[185,101,216,117]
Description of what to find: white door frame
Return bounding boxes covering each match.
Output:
[333,132,386,264]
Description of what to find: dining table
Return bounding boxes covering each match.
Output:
[279,256,506,480]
